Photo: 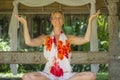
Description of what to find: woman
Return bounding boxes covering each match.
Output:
[16,10,100,80]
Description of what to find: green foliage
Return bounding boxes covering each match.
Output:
[17,64,45,73]
[63,26,74,35]
[0,41,10,73]
[97,14,109,51]
[0,64,10,73]
[0,39,10,51]
[97,73,108,80]
[0,16,9,40]
[99,64,108,72]
[0,39,10,73]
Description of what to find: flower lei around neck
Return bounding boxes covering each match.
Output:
[45,31,71,77]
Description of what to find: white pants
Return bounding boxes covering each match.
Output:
[39,71,76,80]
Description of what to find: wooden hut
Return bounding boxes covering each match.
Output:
[0,0,120,80]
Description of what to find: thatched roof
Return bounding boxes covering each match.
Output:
[0,0,119,14]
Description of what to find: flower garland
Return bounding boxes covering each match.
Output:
[45,32,71,77]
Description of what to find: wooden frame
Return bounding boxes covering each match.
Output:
[0,0,120,80]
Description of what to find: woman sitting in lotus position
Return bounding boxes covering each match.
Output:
[16,10,100,80]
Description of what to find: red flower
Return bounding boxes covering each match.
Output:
[53,36,57,46]
[45,36,52,51]
[50,59,63,77]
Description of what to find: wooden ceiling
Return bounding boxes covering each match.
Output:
[0,0,119,14]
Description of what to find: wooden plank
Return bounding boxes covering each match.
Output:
[0,51,109,64]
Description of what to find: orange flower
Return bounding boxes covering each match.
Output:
[57,40,71,60]
[58,53,64,60]
[63,45,68,58]
[45,36,52,51]
[65,40,71,53]
[58,40,63,48]
[57,41,64,60]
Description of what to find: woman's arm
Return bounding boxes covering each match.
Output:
[15,15,46,47]
[68,10,100,45]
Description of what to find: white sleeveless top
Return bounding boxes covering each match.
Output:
[43,31,72,77]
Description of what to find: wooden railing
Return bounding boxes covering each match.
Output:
[0,51,109,64]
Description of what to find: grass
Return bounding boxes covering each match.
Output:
[0,72,108,80]
[0,73,23,78]
[97,72,108,80]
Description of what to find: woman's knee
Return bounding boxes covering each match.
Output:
[22,73,30,80]
[22,72,49,80]
[22,72,37,80]
[89,72,96,80]
[80,72,96,80]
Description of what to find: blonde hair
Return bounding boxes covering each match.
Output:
[51,11,64,20]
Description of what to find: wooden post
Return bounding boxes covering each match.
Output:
[107,0,120,80]
[90,2,99,74]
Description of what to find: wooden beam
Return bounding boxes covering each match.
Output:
[0,10,90,15]
[0,51,109,64]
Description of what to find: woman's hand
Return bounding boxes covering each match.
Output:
[15,14,27,25]
[89,10,100,22]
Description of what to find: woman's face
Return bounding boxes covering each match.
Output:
[51,12,64,29]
